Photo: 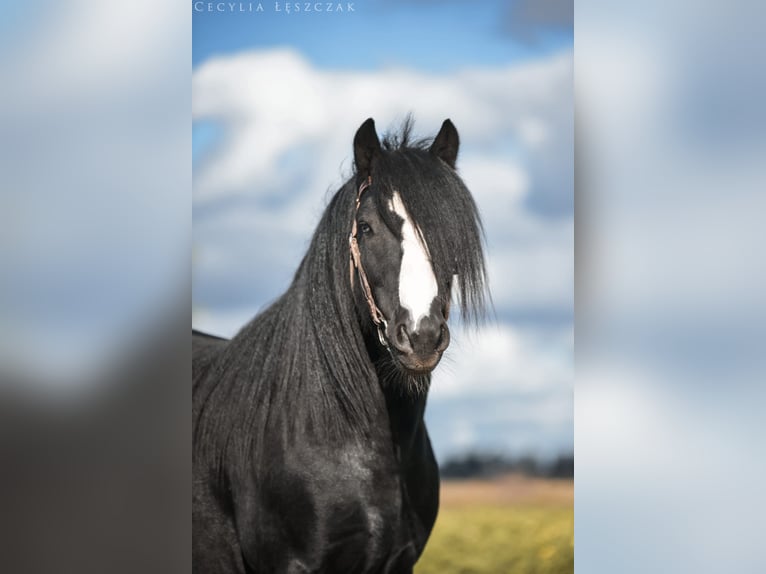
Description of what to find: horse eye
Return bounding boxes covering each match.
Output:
[359,221,372,235]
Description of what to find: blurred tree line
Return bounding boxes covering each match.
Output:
[439,452,574,480]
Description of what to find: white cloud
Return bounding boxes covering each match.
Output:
[518,116,550,147]
[432,323,573,398]
[449,418,479,451]
[192,48,572,197]
[486,219,574,312]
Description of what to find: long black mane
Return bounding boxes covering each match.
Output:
[193,120,488,482]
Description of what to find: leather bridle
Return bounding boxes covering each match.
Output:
[349,176,389,347]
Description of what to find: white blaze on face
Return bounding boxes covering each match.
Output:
[389,192,438,330]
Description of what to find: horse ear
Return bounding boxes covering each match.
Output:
[353,118,382,178]
[429,119,460,168]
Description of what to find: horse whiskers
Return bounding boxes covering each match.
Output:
[372,354,431,398]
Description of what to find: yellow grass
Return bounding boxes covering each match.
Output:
[416,475,573,574]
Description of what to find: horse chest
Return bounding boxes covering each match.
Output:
[248,442,430,573]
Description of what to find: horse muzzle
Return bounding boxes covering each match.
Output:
[388,315,450,374]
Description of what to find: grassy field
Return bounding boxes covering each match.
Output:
[416,475,573,574]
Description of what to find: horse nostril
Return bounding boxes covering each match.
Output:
[436,324,450,352]
[394,324,412,353]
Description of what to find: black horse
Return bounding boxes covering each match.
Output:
[193,118,488,573]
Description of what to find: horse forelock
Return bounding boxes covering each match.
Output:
[372,145,489,325]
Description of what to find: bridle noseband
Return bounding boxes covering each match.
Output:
[349,176,389,347]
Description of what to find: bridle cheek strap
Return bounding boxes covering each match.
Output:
[349,176,389,347]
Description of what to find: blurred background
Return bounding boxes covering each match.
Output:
[1,2,190,573]
[576,1,766,572]
[192,1,574,571]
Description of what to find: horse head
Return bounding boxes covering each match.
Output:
[349,117,484,376]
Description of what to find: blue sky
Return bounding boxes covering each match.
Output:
[192,0,572,71]
[192,0,573,461]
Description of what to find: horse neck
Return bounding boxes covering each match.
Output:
[360,323,430,461]
[380,382,429,463]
